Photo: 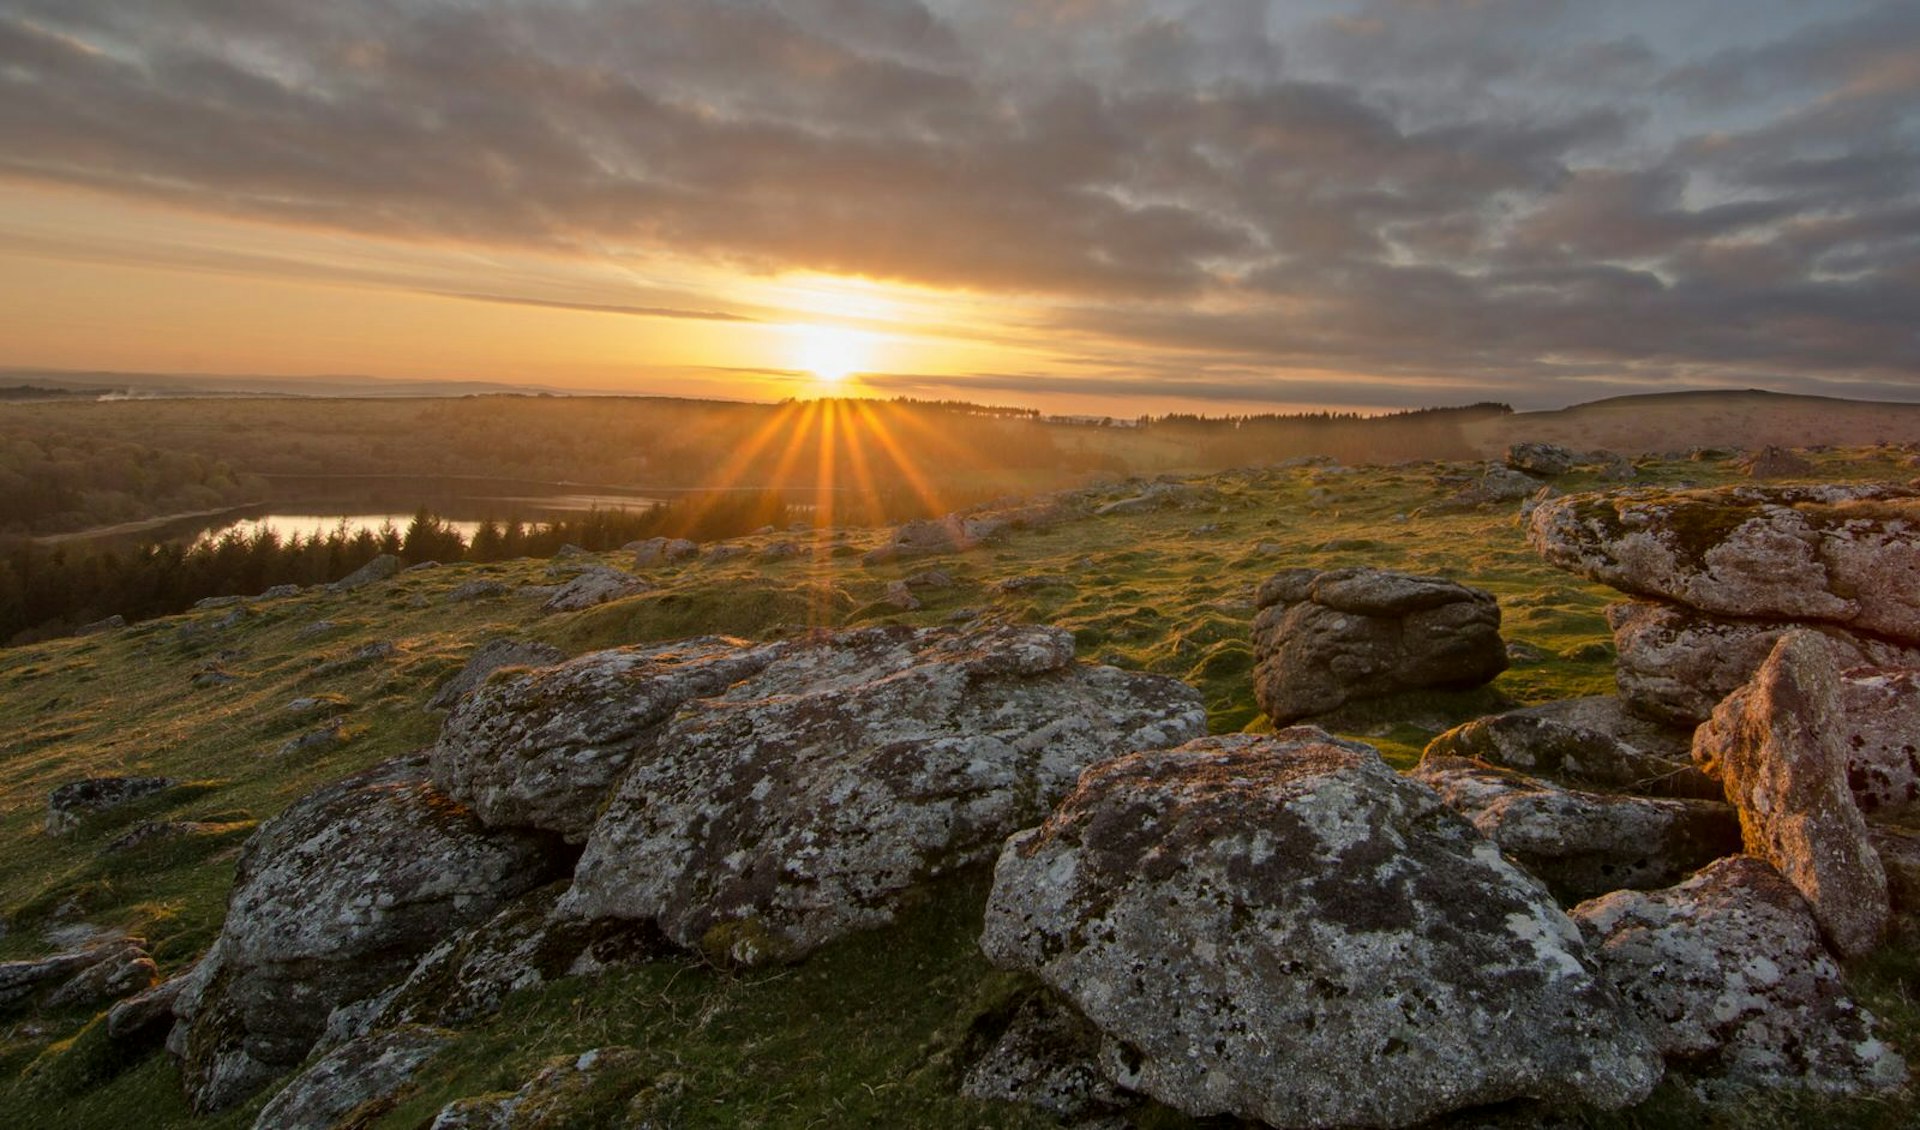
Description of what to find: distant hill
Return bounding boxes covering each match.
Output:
[0,368,569,399]
[1465,389,1920,457]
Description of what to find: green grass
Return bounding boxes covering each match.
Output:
[2,451,1914,1127]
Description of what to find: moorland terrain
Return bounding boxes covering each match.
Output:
[2,422,1919,1127]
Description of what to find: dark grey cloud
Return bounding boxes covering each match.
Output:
[0,0,1915,406]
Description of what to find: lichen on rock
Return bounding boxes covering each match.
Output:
[559,623,1206,963]
[980,730,1661,1128]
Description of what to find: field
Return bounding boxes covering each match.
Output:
[3,445,1918,1128]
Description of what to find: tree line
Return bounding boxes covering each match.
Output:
[0,492,789,646]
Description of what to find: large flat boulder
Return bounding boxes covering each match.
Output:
[1422,695,1715,798]
[1412,757,1741,901]
[559,624,1206,964]
[1252,567,1507,726]
[981,731,1661,1128]
[1529,484,1920,643]
[1692,632,1889,958]
[1607,600,1920,727]
[431,638,781,840]
[170,757,566,1112]
[1574,856,1907,1096]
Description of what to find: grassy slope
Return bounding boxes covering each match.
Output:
[3,449,1918,1127]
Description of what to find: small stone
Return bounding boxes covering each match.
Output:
[46,776,178,835]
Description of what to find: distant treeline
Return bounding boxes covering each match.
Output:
[1139,403,1513,428]
[0,493,789,646]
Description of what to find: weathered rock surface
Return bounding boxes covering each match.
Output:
[1507,442,1578,477]
[1606,599,1920,726]
[631,536,698,567]
[1692,632,1889,958]
[426,639,567,711]
[109,970,190,1045]
[1870,825,1920,914]
[1422,696,1715,798]
[1529,484,1920,643]
[960,994,1131,1120]
[1832,666,1920,814]
[330,553,401,592]
[862,515,975,565]
[429,1046,651,1130]
[252,1025,454,1130]
[981,731,1661,1128]
[171,756,565,1112]
[1412,757,1742,901]
[1445,464,1544,508]
[1252,568,1507,725]
[46,775,178,834]
[45,939,158,1010]
[540,566,650,613]
[432,637,780,840]
[561,624,1206,963]
[350,885,658,1039]
[1,939,154,1012]
[1574,856,1906,1096]
[446,579,509,603]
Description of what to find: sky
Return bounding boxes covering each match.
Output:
[0,0,1916,415]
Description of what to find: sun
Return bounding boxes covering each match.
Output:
[790,323,871,384]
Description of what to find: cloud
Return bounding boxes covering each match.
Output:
[0,0,1915,406]
[431,292,757,323]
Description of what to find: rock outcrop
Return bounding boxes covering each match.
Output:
[1444,464,1543,508]
[1692,632,1889,958]
[1574,856,1906,1096]
[861,515,975,566]
[1507,442,1578,477]
[1,938,156,1013]
[432,637,780,840]
[251,1025,454,1130]
[630,537,698,568]
[169,756,566,1112]
[1528,484,1920,644]
[426,639,567,711]
[560,624,1206,963]
[981,730,1661,1128]
[1412,757,1742,901]
[350,885,656,1038]
[1252,568,1507,725]
[1422,696,1715,798]
[541,567,650,613]
[429,1047,652,1129]
[1830,665,1920,815]
[1606,600,1920,726]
